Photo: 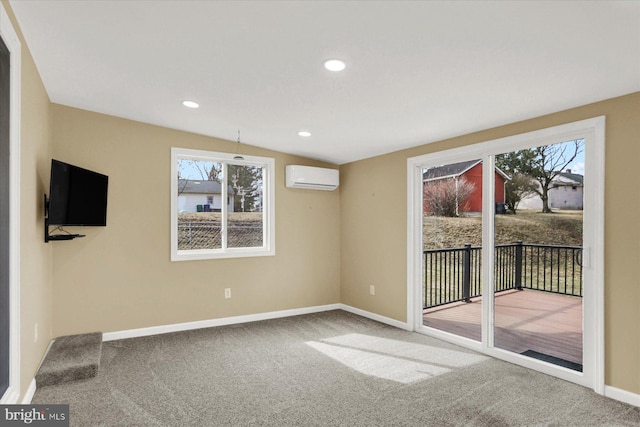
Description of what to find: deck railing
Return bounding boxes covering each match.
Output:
[423,241,583,309]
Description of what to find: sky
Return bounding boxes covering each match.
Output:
[178,160,221,181]
[566,157,584,175]
[564,139,585,175]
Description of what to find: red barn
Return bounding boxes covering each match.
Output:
[423,159,509,214]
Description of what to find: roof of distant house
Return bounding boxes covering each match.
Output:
[554,171,584,186]
[178,179,235,194]
[423,159,510,181]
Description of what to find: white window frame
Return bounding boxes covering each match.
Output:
[171,147,275,261]
[407,116,605,393]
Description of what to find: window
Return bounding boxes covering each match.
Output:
[171,147,275,261]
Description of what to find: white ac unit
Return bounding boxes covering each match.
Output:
[285,165,339,191]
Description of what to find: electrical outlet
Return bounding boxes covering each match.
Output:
[34,323,38,343]
[369,285,375,296]
[224,288,231,299]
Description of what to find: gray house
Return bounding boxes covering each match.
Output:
[177,179,235,213]
[519,170,584,210]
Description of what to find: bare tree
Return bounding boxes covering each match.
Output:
[176,159,190,195]
[496,140,582,213]
[178,159,222,182]
[177,159,224,197]
[423,177,475,217]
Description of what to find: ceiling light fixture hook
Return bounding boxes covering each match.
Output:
[234,129,244,160]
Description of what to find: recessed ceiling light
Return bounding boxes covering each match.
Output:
[323,59,346,72]
[298,131,312,137]
[182,100,199,109]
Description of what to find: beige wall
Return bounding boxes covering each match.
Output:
[5,0,640,401]
[51,105,341,336]
[3,0,55,400]
[340,92,640,394]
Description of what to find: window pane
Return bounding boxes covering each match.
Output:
[177,159,223,250]
[422,160,483,341]
[227,164,264,248]
[494,139,584,371]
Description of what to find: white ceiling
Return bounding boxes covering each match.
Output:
[9,1,640,165]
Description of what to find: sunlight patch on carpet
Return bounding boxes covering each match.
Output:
[305,333,488,384]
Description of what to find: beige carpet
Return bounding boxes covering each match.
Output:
[33,310,640,426]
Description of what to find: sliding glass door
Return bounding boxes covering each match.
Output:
[410,118,604,391]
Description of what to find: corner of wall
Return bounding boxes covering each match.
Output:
[2,0,55,402]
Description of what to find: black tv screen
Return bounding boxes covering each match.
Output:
[48,159,108,226]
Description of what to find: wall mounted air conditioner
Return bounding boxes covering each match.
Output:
[285,165,339,191]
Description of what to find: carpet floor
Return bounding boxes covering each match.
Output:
[32,310,640,426]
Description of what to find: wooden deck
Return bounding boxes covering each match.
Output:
[423,289,582,365]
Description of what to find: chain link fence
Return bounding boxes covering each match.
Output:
[178,221,263,250]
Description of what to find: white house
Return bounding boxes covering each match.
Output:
[519,170,584,210]
[177,179,235,213]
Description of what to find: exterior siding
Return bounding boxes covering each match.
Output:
[519,181,584,211]
[464,163,483,212]
[549,185,583,210]
[177,193,233,212]
[423,162,506,214]
[460,164,506,212]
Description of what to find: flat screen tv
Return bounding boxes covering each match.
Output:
[48,159,109,226]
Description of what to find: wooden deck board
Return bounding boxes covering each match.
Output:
[423,289,582,365]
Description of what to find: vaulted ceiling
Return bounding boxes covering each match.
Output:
[10,1,640,164]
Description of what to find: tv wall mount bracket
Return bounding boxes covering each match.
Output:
[44,194,85,242]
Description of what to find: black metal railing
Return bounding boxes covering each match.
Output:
[423,244,482,308]
[423,241,583,309]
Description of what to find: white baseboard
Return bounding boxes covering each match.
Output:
[338,304,411,331]
[604,385,640,408]
[337,305,640,409]
[0,386,19,404]
[20,339,55,404]
[101,303,411,343]
[103,303,341,342]
[21,304,342,401]
[20,379,36,404]
[19,304,640,411]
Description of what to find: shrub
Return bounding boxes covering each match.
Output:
[423,178,475,217]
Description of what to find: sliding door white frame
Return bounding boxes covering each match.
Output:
[407,116,605,393]
[0,2,21,404]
